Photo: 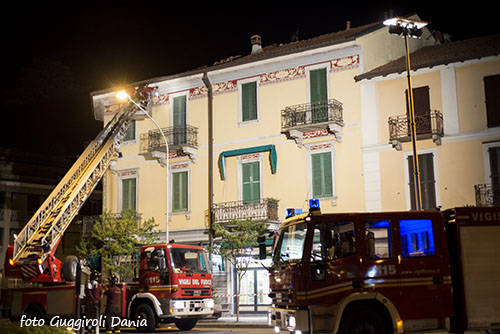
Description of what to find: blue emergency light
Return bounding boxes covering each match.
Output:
[285,208,304,218]
[309,198,320,209]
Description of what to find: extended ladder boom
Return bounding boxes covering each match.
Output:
[13,104,137,265]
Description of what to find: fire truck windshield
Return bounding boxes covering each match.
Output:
[169,247,209,273]
[273,222,308,263]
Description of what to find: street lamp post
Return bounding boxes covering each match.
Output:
[384,17,428,211]
[116,90,170,242]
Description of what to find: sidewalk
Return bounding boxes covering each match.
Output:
[197,315,269,328]
[197,316,488,333]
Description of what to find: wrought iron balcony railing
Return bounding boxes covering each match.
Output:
[388,110,443,149]
[474,184,500,207]
[147,125,198,151]
[140,125,199,161]
[281,99,344,131]
[212,198,279,225]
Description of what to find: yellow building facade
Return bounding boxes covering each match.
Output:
[92,19,438,243]
[355,34,500,211]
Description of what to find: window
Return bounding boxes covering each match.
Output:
[173,95,187,145]
[121,177,136,211]
[399,218,436,257]
[484,74,500,128]
[124,120,136,141]
[145,248,166,272]
[241,81,258,122]
[311,152,333,198]
[242,161,260,204]
[311,221,355,261]
[488,146,500,205]
[365,220,391,259]
[310,67,328,123]
[408,152,437,210]
[0,191,5,209]
[172,170,188,212]
[405,86,431,135]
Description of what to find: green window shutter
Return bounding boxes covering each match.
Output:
[310,68,327,104]
[312,152,333,198]
[310,68,328,122]
[124,120,135,141]
[173,96,187,145]
[172,171,188,212]
[122,178,136,211]
[242,161,260,204]
[242,81,257,121]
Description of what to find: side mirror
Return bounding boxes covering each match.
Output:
[258,235,266,260]
[159,257,167,271]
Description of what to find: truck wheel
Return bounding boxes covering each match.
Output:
[338,307,389,334]
[174,318,198,331]
[134,303,157,332]
[62,255,79,282]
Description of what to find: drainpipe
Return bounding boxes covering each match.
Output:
[202,72,214,249]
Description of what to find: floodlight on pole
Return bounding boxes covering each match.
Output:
[116,89,170,242]
[384,17,428,211]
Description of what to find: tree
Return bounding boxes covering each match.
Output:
[209,219,268,322]
[77,210,159,282]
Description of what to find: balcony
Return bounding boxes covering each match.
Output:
[474,184,500,207]
[140,125,198,162]
[281,99,344,147]
[388,110,443,150]
[212,198,279,228]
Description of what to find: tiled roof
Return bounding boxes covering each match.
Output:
[355,34,500,81]
[145,21,384,84]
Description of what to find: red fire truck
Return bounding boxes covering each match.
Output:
[4,243,214,331]
[267,201,500,334]
[1,87,214,332]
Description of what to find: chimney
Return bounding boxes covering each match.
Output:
[251,35,262,54]
[346,21,351,30]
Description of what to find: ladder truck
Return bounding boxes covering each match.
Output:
[266,200,500,334]
[2,88,214,331]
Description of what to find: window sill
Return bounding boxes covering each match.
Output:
[170,211,191,220]
[121,139,137,146]
[315,195,338,206]
[238,119,260,128]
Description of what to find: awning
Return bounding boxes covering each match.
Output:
[218,144,277,180]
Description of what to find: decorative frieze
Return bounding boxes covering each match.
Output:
[260,66,306,86]
[190,80,238,100]
[330,55,359,72]
[103,55,359,112]
[303,129,330,139]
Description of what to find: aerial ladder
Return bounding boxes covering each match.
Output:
[9,88,150,282]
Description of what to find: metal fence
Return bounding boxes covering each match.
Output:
[146,125,198,152]
[212,198,279,224]
[281,99,343,130]
[474,184,500,207]
[388,110,443,142]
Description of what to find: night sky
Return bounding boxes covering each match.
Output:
[1,1,498,157]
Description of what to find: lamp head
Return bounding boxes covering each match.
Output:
[383,16,428,38]
[116,90,130,101]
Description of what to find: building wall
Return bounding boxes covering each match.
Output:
[364,57,500,211]
[99,43,381,237]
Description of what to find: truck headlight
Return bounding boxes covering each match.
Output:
[205,299,214,308]
[173,301,185,309]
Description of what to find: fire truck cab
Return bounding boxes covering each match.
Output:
[4,243,214,332]
[268,201,500,334]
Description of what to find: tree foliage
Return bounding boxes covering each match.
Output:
[208,219,268,321]
[77,210,159,281]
